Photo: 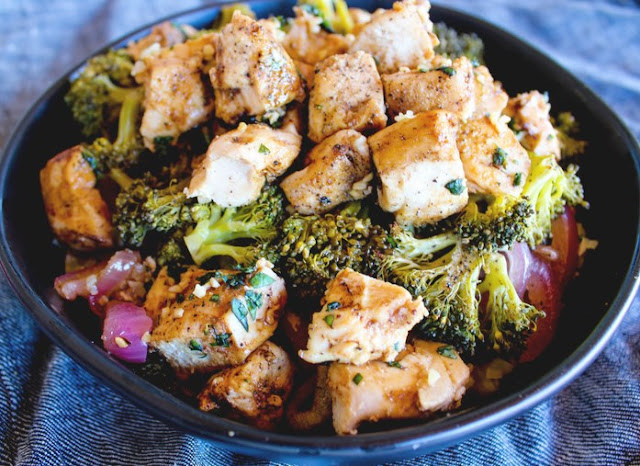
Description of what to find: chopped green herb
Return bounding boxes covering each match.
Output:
[198,271,217,285]
[324,314,335,327]
[245,289,263,320]
[189,339,203,352]
[493,147,507,167]
[352,373,363,385]
[211,332,231,348]
[436,344,458,359]
[234,263,257,274]
[249,272,276,288]
[445,179,465,195]
[513,172,523,186]
[210,294,220,303]
[319,196,331,206]
[387,361,403,369]
[176,294,185,303]
[315,104,323,110]
[188,293,196,300]
[436,66,456,76]
[326,301,341,311]
[258,144,270,154]
[231,298,249,331]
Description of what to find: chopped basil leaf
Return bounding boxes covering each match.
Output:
[436,66,456,77]
[250,272,276,288]
[211,332,231,348]
[387,361,403,369]
[352,373,363,385]
[189,339,203,352]
[258,144,270,154]
[493,147,507,167]
[210,294,220,303]
[436,344,458,359]
[445,179,465,195]
[231,298,249,331]
[245,289,263,320]
[324,314,335,327]
[513,172,523,186]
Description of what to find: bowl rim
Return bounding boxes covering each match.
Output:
[1,0,640,460]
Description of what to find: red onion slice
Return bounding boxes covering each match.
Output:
[102,301,152,364]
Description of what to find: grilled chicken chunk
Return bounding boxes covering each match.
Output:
[349,0,438,74]
[127,21,197,61]
[187,122,302,207]
[149,260,287,375]
[472,65,508,118]
[505,90,561,159]
[457,115,531,197]
[299,269,427,365]
[382,56,475,121]
[211,12,304,124]
[281,129,372,214]
[139,33,217,150]
[327,340,470,435]
[308,51,387,142]
[40,145,113,251]
[369,110,468,226]
[349,7,372,34]
[198,341,294,430]
[283,7,352,65]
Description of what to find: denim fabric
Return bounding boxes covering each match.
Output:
[1,1,639,465]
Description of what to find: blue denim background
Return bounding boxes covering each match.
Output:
[1,1,639,464]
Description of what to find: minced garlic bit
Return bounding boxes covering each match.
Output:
[115,337,130,348]
[349,173,374,199]
[427,368,441,386]
[140,42,161,60]
[209,278,221,288]
[394,110,415,122]
[193,283,209,298]
[173,308,185,319]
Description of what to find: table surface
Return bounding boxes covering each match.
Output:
[1,1,639,465]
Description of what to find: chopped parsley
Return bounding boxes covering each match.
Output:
[189,339,203,352]
[326,301,341,311]
[210,294,220,303]
[258,144,270,154]
[493,147,507,167]
[249,272,276,288]
[513,172,523,186]
[231,298,249,331]
[188,293,196,300]
[436,344,458,359]
[436,66,456,77]
[387,361,403,369]
[211,332,231,348]
[324,314,335,327]
[245,289,263,320]
[445,179,465,195]
[352,373,363,385]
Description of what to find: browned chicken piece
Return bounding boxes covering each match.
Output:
[187,122,302,207]
[149,259,287,376]
[127,21,196,61]
[505,90,561,159]
[282,101,306,136]
[299,269,427,365]
[139,32,217,150]
[327,340,470,435]
[457,115,531,197]
[472,65,508,118]
[369,110,468,226]
[283,7,352,65]
[294,59,316,89]
[382,56,475,121]
[280,129,372,214]
[211,13,304,125]
[308,51,387,142]
[349,0,438,74]
[198,341,294,430]
[144,266,176,325]
[349,7,372,34]
[40,145,113,251]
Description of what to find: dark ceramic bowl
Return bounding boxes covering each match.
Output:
[1,1,639,464]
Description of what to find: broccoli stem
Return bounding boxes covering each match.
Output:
[114,93,142,149]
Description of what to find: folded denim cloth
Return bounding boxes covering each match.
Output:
[1,1,639,465]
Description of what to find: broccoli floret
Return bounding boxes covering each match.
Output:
[478,253,544,355]
[433,22,485,64]
[554,112,587,158]
[184,185,285,266]
[521,153,587,246]
[277,205,388,298]
[81,91,145,177]
[65,49,142,138]
[155,231,192,276]
[456,195,534,252]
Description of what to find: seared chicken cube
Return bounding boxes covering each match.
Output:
[187,122,302,207]
[149,259,287,375]
[211,13,304,124]
[349,0,438,74]
[457,116,531,197]
[505,90,561,159]
[327,340,470,435]
[349,7,372,34]
[369,110,468,226]
[139,32,217,150]
[40,146,113,251]
[472,65,508,118]
[299,269,427,365]
[198,341,294,430]
[283,7,352,65]
[280,129,372,214]
[382,56,475,121]
[308,51,387,142]
[127,21,196,61]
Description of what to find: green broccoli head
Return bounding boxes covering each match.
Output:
[521,153,587,246]
[277,206,388,298]
[184,185,285,267]
[456,195,534,252]
[433,22,485,64]
[478,253,545,356]
[554,112,587,158]
[65,49,142,138]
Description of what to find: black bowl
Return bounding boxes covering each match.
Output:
[1,1,639,464]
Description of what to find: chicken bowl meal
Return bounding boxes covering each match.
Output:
[33,0,603,440]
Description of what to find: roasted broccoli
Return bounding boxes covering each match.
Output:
[554,112,587,158]
[184,185,285,266]
[65,49,142,138]
[433,22,485,64]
